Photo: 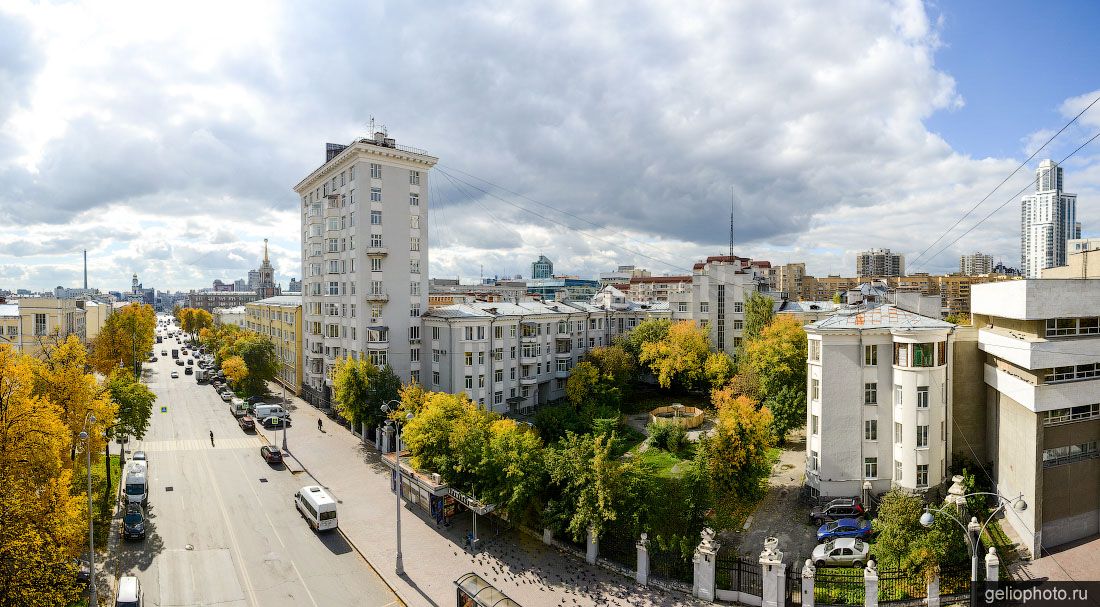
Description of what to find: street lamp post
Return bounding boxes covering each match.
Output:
[381,399,411,576]
[80,412,98,607]
[920,488,1026,607]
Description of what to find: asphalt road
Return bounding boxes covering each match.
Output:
[105,320,401,607]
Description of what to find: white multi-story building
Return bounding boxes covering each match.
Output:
[805,283,956,498]
[421,289,670,413]
[213,306,247,328]
[856,249,905,278]
[294,132,437,401]
[959,252,994,276]
[669,256,773,358]
[1021,160,1078,278]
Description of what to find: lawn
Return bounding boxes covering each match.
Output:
[630,442,696,479]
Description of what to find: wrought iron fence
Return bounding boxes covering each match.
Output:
[877,567,928,603]
[714,549,762,597]
[786,561,803,606]
[939,562,972,597]
[600,529,636,569]
[814,566,865,606]
[648,544,694,584]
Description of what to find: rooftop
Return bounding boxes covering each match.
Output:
[809,303,954,331]
[250,295,302,308]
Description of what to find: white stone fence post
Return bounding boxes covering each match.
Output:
[692,527,719,602]
[636,533,650,586]
[760,536,786,607]
[801,559,815,607]
[863,560,878,607]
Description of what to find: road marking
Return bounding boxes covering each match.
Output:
[199,449,260,607]
[135,437,262,452]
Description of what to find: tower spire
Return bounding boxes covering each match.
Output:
[263,238,269,263]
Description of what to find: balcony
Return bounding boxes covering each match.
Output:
[555,332,571,340]
[554,368,569,379]
[520,354,538,365]
[520,333,538,343]
[520,375,538,386]
[364,292,389,302]
[554,349,572,359]
[366,247,389,257]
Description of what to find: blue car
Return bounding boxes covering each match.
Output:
[816,517,872,542]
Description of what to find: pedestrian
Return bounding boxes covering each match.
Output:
[209,430,214,446]
[317,418,323,432]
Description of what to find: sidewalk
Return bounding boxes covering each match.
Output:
[271,385,704,607]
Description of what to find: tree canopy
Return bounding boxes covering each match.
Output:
[638,321,711,389]
[88,303,156,377]
[697,387,774,499]
[106,368,156,441]
[178,308,213,341]
[332,357,401,430]
[741,292,775,343]
[871,489,967,579]
[621,318,672,359]
[741,315,807,440]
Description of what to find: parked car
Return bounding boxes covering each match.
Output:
[811,538,869,568]
[246,395,266,405]
[810,498,865,525]
[238,415,256,431]
[132,451,146,463]
[260,445,283,464]
[186,359,193,366]
[148,357,157,363]
[220,392,233,402]
[161,350,167,356]
[170,371,179,379]
[175,359,184,366]
[73,558,91,586]
[121,504,147,540]
[816,518,873,542]
[262,416,291,428]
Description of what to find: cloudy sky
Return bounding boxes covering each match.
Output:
[1,0,1098,292]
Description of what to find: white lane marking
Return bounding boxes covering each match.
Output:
[199,448,260,607]
[135,437,262,452]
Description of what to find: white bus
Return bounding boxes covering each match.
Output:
[294,485,337,532]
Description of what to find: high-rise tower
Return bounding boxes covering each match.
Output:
[1021,159,1078,278]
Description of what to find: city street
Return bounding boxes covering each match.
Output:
[105,325,400,607]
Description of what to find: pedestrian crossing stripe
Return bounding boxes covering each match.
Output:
[133,437,262,452]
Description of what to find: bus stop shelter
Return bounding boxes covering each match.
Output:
[455,572,521,607]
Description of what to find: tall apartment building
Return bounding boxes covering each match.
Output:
[245,295,303,395]
[531,255,554,279]
[294,133,437,403]
[421,292,670,414]
[1021,160,1078,278]
[959,252,993,276]
[856,248,905,278]
[626,275,691,303]
[805,284,956,498]
[767,263,806,298]
[972,279,1100,555]
[669,256,772,358]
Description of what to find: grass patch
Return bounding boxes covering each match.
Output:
[612,425,646,457]
[633,443,695,479]
[73,453,121,551]
[766,447,782,467]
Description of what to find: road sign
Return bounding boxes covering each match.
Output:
[161,406,167,413]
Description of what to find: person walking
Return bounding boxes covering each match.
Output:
[317,418,323,432]
[209,430,215,447]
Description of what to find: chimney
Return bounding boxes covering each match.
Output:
[83,250,88,289]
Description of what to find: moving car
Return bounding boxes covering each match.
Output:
[260,445,283,463]
[161,350,167,356]
[811,538,869,568]
[810,498,865,525]
[238,415,256,431]
[121,504,146,540]
[220,391,233,402]
[132,451,146,463]
[148,357,157,363]
[170,371,179,378]
[115,575,142,607]
[816,518,873,542]
[184,367,193,375]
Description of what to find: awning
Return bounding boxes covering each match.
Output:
[454,572,521,607]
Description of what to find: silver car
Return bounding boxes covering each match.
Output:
[811,538,869,568]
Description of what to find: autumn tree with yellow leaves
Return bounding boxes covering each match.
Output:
[695,387,774,500]
[221,355,249,385]
[638,320,712,389]
[89,303,156,377]
[33,335,117,461]
[179,307,213,341]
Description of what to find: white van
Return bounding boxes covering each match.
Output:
[295,485,338,532]
[115,575,142,607]
[253,404,287,420]
[124,462,148,505]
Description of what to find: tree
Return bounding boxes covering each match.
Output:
[179,308,213,342]
[871,490,967,578]
[741,315,807,440]
[88,303,156,377]
[565,361,601,408]
[585,345,636,392]
[544,431,635,541]
[704,351,736,389]
[0,346,86,606]
[333,358,402,430]
[223,334,278,396]
[106,369,155,442]
[400,392,473,474]
[483,420,546,523]
[621,318,672,360]
[698,388,774,499]
[741,292,775,343]
[639,321,711,389]
[221,356,248,385]
[33,335,116,462]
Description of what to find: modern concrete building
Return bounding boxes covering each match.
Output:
[767,263,806,298]
[669,256,772,358]
[245,295,303,395]
[598,265,650,286]
[626,275,692,304]
[187,290,260,311]
[525,277,601,302]
[531,255,554,279]
[294,132,437,403]
[804,283,956,498]
[1021,160,1078,278]
[959,252,994,276]
[971,279,1100,556]
[856,248,905,278]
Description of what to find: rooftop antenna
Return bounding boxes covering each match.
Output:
[729,187,736,259]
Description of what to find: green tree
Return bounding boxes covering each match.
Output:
[585,344,636,392]
[621,318,672,360]
[639,321,711,389]
[871,489,967,578]
[565,361,600,408]
[221,355,248,385]
[483,420,546,523]
[332,356,377,427]
[698,387,774,499]
[544,431,635,541]
[742,315,807,440]
[89,303,156,377]
[741,292,775,343]
[400,392,472,474]
[533,403,587,445]
[33,335,117,462]
[106,368,155,442]
[223,334,278,396]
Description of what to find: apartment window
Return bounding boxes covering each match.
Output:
[478,351,485,365]
[894,385,902,406]
[371,305,382,318]
[733,319,744,330]
[477,326,485,340]
[465,327,474,340]
[913,464,928,488]
[810,378,820,401]
[864,344,878,365]
[894,343,909,366]
[810,450,819,472]
[894,460,903,481]
[432,349,440,362]
[370,210,382,225]
[913,343,934,367]
[34,314,46,336]
[349,189,355,204]
[432,371,440,386]
[409,326,420,341]
[409,193,419,206]
[894,422,903,444]
[864,419,878,440]
[1044,403,1100,425]
[410,238,420,251]
[370,187,382,202]
[864,458,878,479]
[733,302,743,313]
[327,282,340,295]
[410,370,419,384]
[494,326,503,339]
[369,281,384,295]
[410,260,420,274]
[937,341,947,365]
[808,339,821,361]
[410,282,421,296]
[370,234,383,248]
[409,170,420,185]
[410,215,420,229]
[916,386,929,409]
[340,171,346,186]
[494,391,503,406]
[509,346,516,359]
[478,375,485,388]
[1042,440,1098,467]
[432,326,440,340]
[349,166,355,181]
[494,369,503,383]
[700,302,709,313]
[493,348,502,361]
[370,163,382,179]
[676,302,687,313]
[811,415,819,436]
[864,382,877,405]
[371,258,383,272]
[916,425,929,447]
[464,376,473,389]
[410,305,420,317]
[410,348,420,362]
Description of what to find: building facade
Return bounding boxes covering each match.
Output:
[767,263,806,298]
[245,296,303,395]
[531,255,554,279]
[805,284,956,498]
[295,132,436,400]
[213,306,247,328]
[626,275,691,304]
[187,291,261,311]
[0,297,87,358]
[1021,160,1078,278]
[971,279,1100,556]
[669,256,772,358]
[856,249,905,278]
[959,252,994,276]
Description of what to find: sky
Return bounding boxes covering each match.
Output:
[0,0,1098,293]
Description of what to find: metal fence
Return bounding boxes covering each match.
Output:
[877,567,928,603]
[649,544,694,584]
[939,562,972,597]
[786,562,803,606]
[600,530,636,568]
[715,549,762,597]
[814,567,866,606]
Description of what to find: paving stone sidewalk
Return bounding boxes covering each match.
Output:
[271,385,706,607]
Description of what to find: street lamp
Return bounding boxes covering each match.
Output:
[79,412,98,607]
[920,490,1026,607]
[381,399,411,576]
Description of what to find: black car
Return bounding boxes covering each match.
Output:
[260,445,283,464]
[245,395,266,405]
[810,498,866,525]
[122,504,146,540]
[261,416,291,429]
[184,367,193,375]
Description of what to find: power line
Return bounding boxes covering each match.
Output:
[908,91,1100,270]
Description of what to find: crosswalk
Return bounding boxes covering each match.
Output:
[134,436,263,453]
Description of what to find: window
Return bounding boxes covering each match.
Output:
[894,343,909,366]
[464,376,473,389]
[370,187,381,202]
[410,348,420,362]
[409,170,420,185]
[432,349,440,362]
[370,210,382,225]
[811,415,819,435]
[864,458,878,479]
[733,319,743,330]
[864,344,878,365]
[34,314,46,336]
[1044,403,1100,425]
[409,326,420,341]
[371,258,383,272]
[1042,440,1098,467]
[733,302,743,313]
[894,422,903,444]
[700,302,709,313]
[864,419,877,440]
[895,460,903,481]
[370,234,383,247]
[370,163,382,179]
[494,369,503,383]
[410,281,421,296]
[327,217,340,231]
[916,386,929,409]
[494,391,503,405]
[432,371,440,386]
[478,351,485,365]
[349,166,355,181]
[864,382,877,405]
[677,302,688,313]
[913,343,934,367]
[478,375,485,388]
[916,464,929,488]
[808,339,821,361]
[432,326,440,340]
[409,193,419,206]
[465,327,473,340]
[810,450,819,472]
[937,341,947,365]
[410,305,420,317]
[410,215,420,229]
[410,260,420,274]
[410,238,420,251]
[811,379,820,401]
[894,385,902,406]
[494,326,503,339]
[916,425,929,447]
[340,171,346,186]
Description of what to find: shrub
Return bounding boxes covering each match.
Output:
[647,420,673,450]
[666,423,687,453]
